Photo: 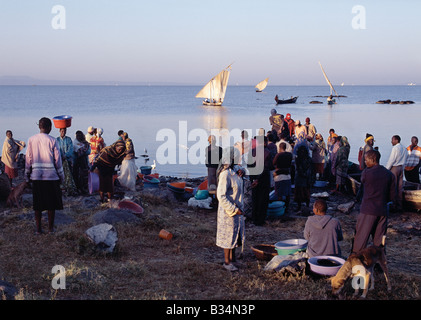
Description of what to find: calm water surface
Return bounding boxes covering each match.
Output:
[0,85,420,177]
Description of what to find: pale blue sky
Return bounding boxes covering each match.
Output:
[0,0,420,85]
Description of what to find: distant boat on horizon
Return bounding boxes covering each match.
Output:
[319,61,339,105]
[408,83,416,86]
[255,78,269,92]
[195,64,232,106]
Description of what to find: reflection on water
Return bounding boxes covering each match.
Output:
[201,105,228,133]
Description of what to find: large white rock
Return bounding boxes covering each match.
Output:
[85,223,118,253]
[337,201,355,213]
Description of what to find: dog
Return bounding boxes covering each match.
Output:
[330,236,391,299]
[6,181,28,208]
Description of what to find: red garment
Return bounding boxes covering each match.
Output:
[90,136,105,155]
[89,136,105,164]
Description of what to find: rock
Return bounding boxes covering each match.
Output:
[188,197,213,209]
[0,280,18,300]
[337,201,355,213]
[91,208,141,225]
[85,223,118,253]
[16,210,75,225]
[82,196,100,209]
[21,194,33,207]
[311,192,329,198]
[54,211,76,225]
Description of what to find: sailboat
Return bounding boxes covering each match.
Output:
[255,78,269,92]
[195,64,232,106]
[319,62,339,105]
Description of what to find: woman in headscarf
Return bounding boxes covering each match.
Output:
[294,144,312,213]
[91,140,126,203]
[333,136,351,193]
[216,147,245,272]
[309,133,327,181]
[1,130,25,185]
[72,130,91,194]
[118,132,138,192]
[293,130,309,157]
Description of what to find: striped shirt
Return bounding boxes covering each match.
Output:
[25,133,65,181]
[405,145,421,170]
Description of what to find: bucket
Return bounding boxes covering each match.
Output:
[53,115,72,129]
[159,229,173,240]
[88,171,99,194]
[195,189,209,200]
[140,166,152,175]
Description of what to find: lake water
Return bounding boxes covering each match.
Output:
[0,85,420,177]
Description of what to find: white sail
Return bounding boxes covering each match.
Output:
[255,78,269,91]
[319,62,338,97]
[196,64,232,104]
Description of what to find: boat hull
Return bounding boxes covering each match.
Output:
[345,162,421,211]
[275,96,298,105]
[202,100,222,106]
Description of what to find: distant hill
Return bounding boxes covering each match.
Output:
[0,75,195,86]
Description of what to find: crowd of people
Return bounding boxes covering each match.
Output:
[1,111,420,270]
[211,108,421,271]
[0,117,139,234]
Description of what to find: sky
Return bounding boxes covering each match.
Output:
[0,0,420,85]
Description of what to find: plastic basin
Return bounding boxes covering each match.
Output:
[274,239,307,255]
[118,200,144,215]
[308,255,345,276]
[167,182,185,194]
[88,171,99,194]
[267,201,286,217]
[198,180,208,190]
[195,189,209,200]
[53,115,72,129]
[143,175,160,184]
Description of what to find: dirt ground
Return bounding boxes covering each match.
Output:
[1,172,421,303]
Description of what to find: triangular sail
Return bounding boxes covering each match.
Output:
[255,78,269,91]
[195,64,232,103]
[319,62,338,97]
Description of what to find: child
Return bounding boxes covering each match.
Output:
[304,199,343,258]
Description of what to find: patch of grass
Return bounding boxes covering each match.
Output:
[1,187,421,300]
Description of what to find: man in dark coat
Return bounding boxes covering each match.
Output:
[352,149,396,253]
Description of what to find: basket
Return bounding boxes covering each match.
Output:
[251,244,278,261]
[52,115,72,129]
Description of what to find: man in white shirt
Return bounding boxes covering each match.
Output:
[385,135,406,211]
